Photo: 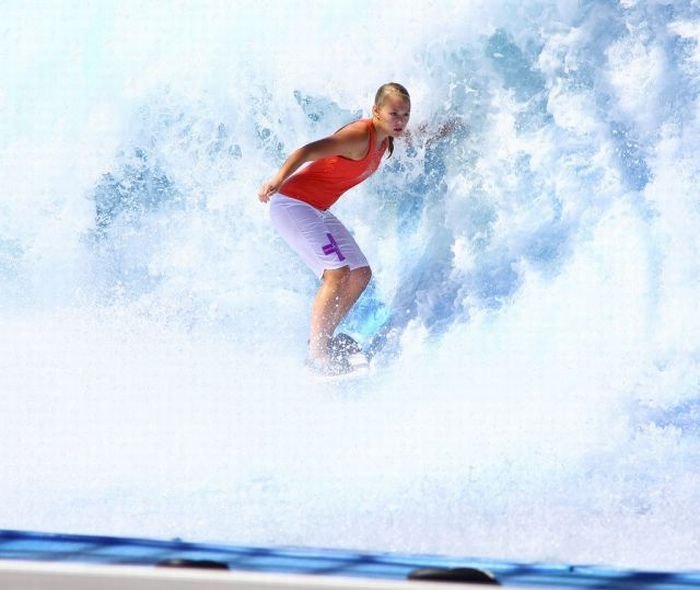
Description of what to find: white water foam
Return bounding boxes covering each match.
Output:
[1,0,700,571]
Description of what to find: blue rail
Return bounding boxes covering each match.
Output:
[1,529,699,589]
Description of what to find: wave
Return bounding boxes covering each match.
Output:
[1,0,700,570]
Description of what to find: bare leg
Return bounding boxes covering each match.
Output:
[308,265,372,362]
[327,266,372,330]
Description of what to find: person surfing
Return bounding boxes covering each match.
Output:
[258,83,411,377]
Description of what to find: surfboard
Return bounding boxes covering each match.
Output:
[306,333,370,382]
[330,332,370,370]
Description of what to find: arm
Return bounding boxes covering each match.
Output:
[405,117,463,151]
[258,122,369,202]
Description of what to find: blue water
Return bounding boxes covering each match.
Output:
[2,0,700,571]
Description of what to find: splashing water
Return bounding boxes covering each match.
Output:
[1,0,700,571]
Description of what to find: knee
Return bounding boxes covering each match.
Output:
[323,266,351,288]
[355,265,372,288]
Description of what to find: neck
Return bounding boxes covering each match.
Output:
[370,117,390,147]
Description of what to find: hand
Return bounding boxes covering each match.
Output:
[258,179,280,203]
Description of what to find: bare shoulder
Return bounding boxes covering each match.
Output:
[333,119,370,145]
[333,119,370,138]
[300,119,370,161]
[308,120,369,159]
[323,119,371,159]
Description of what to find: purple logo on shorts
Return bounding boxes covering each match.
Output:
[322,233,345,261]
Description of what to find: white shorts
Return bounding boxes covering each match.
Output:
[269,194,369,279]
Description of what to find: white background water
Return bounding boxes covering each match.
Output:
[2,0,700,572]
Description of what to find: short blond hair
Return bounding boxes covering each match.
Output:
[374,82,411,107]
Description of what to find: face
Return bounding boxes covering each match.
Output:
[374,94,411,137]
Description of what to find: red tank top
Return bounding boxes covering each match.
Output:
[278,119,387,210]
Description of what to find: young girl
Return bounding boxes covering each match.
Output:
[258,82,411,375]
